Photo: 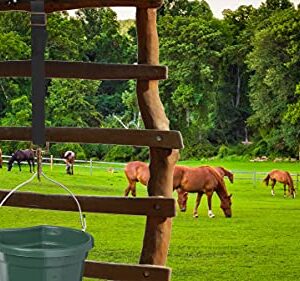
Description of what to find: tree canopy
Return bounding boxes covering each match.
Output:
[0,1,299,160]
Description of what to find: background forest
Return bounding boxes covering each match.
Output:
[0,0,299,161]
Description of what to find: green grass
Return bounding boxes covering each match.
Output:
[0,160,300,281]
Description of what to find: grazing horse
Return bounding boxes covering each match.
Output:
[0,148,2,168]
[124,162,232,218]
[7,149,35,172]
[64,151,75,175]
[263,170,295,198]
[123,162,234,196]
[124,161,149,197]
[174,166,232,218]
[214,166,234,183]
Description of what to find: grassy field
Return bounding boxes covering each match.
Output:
[0,159,299,281]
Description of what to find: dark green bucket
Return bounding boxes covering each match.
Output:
[0,225,94,281]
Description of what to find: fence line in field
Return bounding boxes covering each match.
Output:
[1,155,299,188]
[1,155,125,176]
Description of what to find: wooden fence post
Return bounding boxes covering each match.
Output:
[90,158,93,176]
[136,8,179,266]
[50,155,53,171]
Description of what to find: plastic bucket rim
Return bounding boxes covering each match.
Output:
[0,225,94,258]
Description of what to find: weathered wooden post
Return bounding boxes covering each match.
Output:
[90,158,93,176]
[136,8,179,265]
[50,155,53,171]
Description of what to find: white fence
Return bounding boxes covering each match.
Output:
[1,155,125,176]
[1,155,299,188]
[230,170,299,188]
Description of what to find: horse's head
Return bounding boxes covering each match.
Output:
[228,173,234,184]
[220,194,232,217]
[176,189,188,212]
[7,154,15,171]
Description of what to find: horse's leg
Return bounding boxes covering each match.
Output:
[71,164,74,175]
[27,160,32,173]
[131,184,137,197]
[18,161,22,172]
[206,191,215,218]
[124,181,136,197]
[283,184,287,198]
[66,162,71,174]
[271,180,276,196]
[32,159,35,173]
[193,192,203,218]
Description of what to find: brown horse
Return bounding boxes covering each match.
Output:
[124,161,149,197]
[214,166,234,183]
[7,149,35,172]
[124,162,234,197]
[263,170,296,198]
[124,162,232,218]
[174,166,232,218]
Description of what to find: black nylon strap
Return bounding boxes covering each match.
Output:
[31,0,47,146]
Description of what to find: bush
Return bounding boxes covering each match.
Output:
[217,145,231,158]
[49,143,86,159]
[180,142,218,160]
[104,146,150,162]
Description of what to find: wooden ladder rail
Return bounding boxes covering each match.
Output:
[0,0,182,276]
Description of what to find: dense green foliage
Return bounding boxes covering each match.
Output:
[0,160,299,281]
[0,0,299,159]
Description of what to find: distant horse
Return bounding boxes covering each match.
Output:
[64,151,75,175]
[263,170,296,198]
[7,149,35,172]
[0,148,2,168]
[214,166,234,183]
[174,166,232,218]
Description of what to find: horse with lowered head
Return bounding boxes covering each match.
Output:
[124,162,234,197]
[174,165,232,218]
[124,161,149,197]
[263,169,295,198]
[63,150,75,175]
[7,149,35,173]
[124,161,232,218]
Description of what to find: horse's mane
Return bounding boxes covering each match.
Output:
[217,166,226,172]
[206,166,228,194]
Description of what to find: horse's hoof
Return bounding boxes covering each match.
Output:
[209,214,215,218]
[193,214,199,218]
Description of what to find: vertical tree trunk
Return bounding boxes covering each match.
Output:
[235,65,241,108]
[136,8,179,265]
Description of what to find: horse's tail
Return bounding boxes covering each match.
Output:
[263,174,270,186]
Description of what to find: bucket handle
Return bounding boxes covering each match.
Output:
[0,172,87,232]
